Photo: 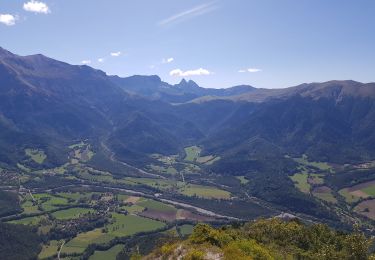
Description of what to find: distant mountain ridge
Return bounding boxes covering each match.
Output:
[110,74,256,103]
[1,46,375,167]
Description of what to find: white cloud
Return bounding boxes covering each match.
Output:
[0,14,17,26]
[170,68,211,77]
[110,51,121,57]
[162,57,174,64]
[81,60,91,65]
[239,68,262,73]
[98,58,104,63]
[23,1,50,14]
[158,2,218,26]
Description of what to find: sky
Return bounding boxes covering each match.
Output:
[0,0,374,89]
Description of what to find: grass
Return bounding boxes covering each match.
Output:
[361,186,375,196]
[196,155,214,164]
[33,193,70,211]
[52,208,95,220]
[39,240,61,259]
[25,148,47,164]
[64,228,111,253]
[339,188,360,203]
[17,163,31,172]
[21,200,40,214]
[184,146,201,162]
[137,199,177,213]
[236,176,249,185]
[9,215,46,225]
[120,204,145,214]
[149,164,178,175]
[293,154,333,172]
[313,192,337,203]
[65,214,165,253]
[106,213,165,237]
[308,174,324,185]
[184,146,220,165]
[178,184,231,199]
[179,224,194,236]
[290,173,310,193]
[89,244,124,260]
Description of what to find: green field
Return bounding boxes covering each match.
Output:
[106,213,165,237]
[236,176,249,185]
[39,240,61,259]
[9,215,46,225]
[21,200,40,214]
[184,146,220,165]
[179,224,194,236]
[120,204,145,214]
[65,214,165,253]
[361,186,375,196]
[339,188,360,203]
[25,148,47,164]
[293,155,333,172]
[137,199,177,212]
[149,164,178,175]
[33,193,70,211]
[89,244,124,260]
[64,228,111,254]
[52,207,95,220]
[178,184,231,199]
[290,173,310,193]
[17,163,31,172]
[184,146,201,161]
[312,188,337,203]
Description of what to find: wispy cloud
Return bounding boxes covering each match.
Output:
[98,58,105,63]
[170,68,211,77]
[158,2,218,26]
[162,57,174,64]
[23,1,50,14]
[0,14,17,26]
[110,51,121,57]
[239,68,262,73]
[81,60,91,65]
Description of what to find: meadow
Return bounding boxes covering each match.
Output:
[89,244,124,260]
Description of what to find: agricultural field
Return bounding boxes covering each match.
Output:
[38,240,62,259]
[293,155,333,172]
[354,199,375,220]
[178,224,194,236]
[178,184,231,199]
[236,175,249,185]
[184,146,201,161]
[184,146,220,165]
[69,142,95,163]
[52,207,95,220]
[89,244,124,260]
[25,148,47,164]
[149,164,177,175]
[338,180,375,203]
[312,186,337,203]
[290,173,310,193]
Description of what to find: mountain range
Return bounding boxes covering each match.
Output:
[2,47,375,222]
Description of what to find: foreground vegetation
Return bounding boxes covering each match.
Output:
[143,218,375,260]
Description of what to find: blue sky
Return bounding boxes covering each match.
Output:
[1,0,374,89]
